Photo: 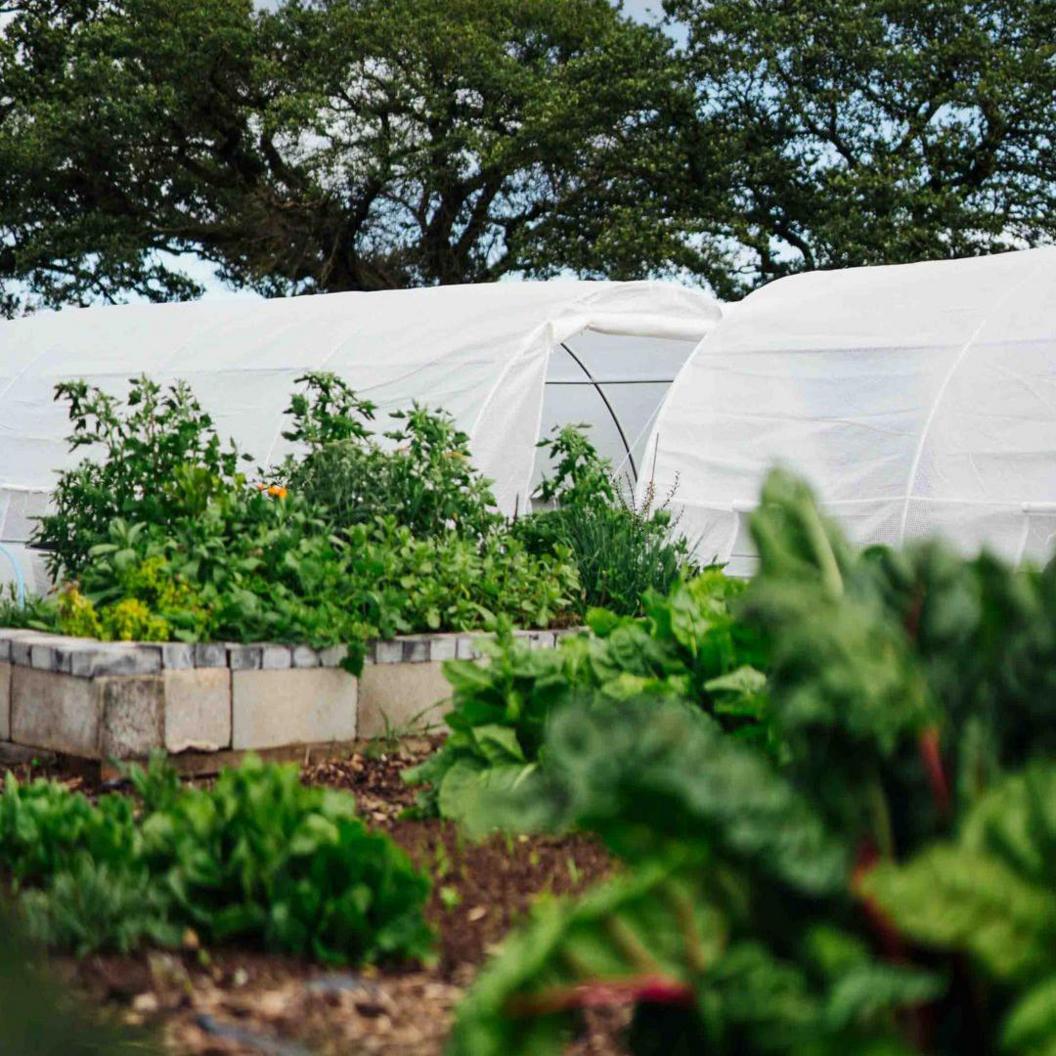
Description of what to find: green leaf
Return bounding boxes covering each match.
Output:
[865,846,1056,982]
[1002,975,1056,1055]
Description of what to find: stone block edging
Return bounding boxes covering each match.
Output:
[0,626,581,674]
[0,625,582,769]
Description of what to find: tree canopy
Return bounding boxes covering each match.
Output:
[1,0,1055,313]
[666,0,1056,296]
[0,0,686,313]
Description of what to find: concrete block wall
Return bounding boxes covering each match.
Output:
[0,626,580,767]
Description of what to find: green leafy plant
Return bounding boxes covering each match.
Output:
[447,469,1056,1056]
[284,371,503,541]
[404,571,768,825]
[19,373,583,663]
[517,425,694,615]
[34,375,248,579]
[0,907,154,1055]
[1,756,433,965]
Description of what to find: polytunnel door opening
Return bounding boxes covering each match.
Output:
[529,330,699,504]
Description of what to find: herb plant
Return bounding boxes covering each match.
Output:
[517,425,694,615]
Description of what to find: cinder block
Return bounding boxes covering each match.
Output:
[161,642,195,670]
[527,631,557,651]
[231,668,357,750]
[227,644,262,671]
[21,635,89,672]
[260,644,292,670]
[0,662,10,740]
[402,637,430,663]
[456,635,483,660]
[29,640,57,670]
[164,668,231,753]
[374,639,403,664]
[0,629,43,666]
[428,635,458,662]
[194,642,227,668]
[98,676,165,759]
[11,666,101,756]
[318,644,348,668]
[68,643,161,678]
[292,645,320,668]
[10,637,34,666]
[357,660,451,739]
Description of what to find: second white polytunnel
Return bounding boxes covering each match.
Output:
[641,247,1056,573]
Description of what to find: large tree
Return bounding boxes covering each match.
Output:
[0,0,689,314]
[665,0,1056,297]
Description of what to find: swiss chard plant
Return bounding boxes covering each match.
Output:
[447,469,1056,1056]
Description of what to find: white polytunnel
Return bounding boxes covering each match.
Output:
[640,247,1056,575]
[0,279,722,592]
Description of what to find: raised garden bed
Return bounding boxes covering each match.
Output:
[0,626,579,774]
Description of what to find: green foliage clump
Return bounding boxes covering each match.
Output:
[516,424,695,616]
[284,373,502,542]
[35,376,247,580]
[0,907,153,1055]
[404,571,768,825]
[0,757,432,965]
[23,373,582,663]
[447,469,1056,1056]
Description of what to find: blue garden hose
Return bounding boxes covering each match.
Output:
[0,543,27,609]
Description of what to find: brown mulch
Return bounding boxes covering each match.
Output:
[16,740,627,1056]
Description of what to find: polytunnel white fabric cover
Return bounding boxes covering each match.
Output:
[642,248,1056,573]
[0,279,720,589]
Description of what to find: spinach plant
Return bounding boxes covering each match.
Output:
[404,571,769,826]
[516,424,694,615]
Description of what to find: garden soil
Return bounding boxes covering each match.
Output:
[7,740,627,1056]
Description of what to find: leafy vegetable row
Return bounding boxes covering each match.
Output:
[1,756,431,964]
[443,470,1056,1056]
[5,373,691,666]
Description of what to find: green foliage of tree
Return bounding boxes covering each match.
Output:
[664,0,1056,296]
[3,0,1054,308]
[0,0,684,314]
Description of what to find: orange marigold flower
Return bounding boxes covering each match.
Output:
[267,484,288,499]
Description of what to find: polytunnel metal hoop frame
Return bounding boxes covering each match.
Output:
[556,341,642,483]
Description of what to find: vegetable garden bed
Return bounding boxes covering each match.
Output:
[6,741,619,1056]
[0,627,578,775]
